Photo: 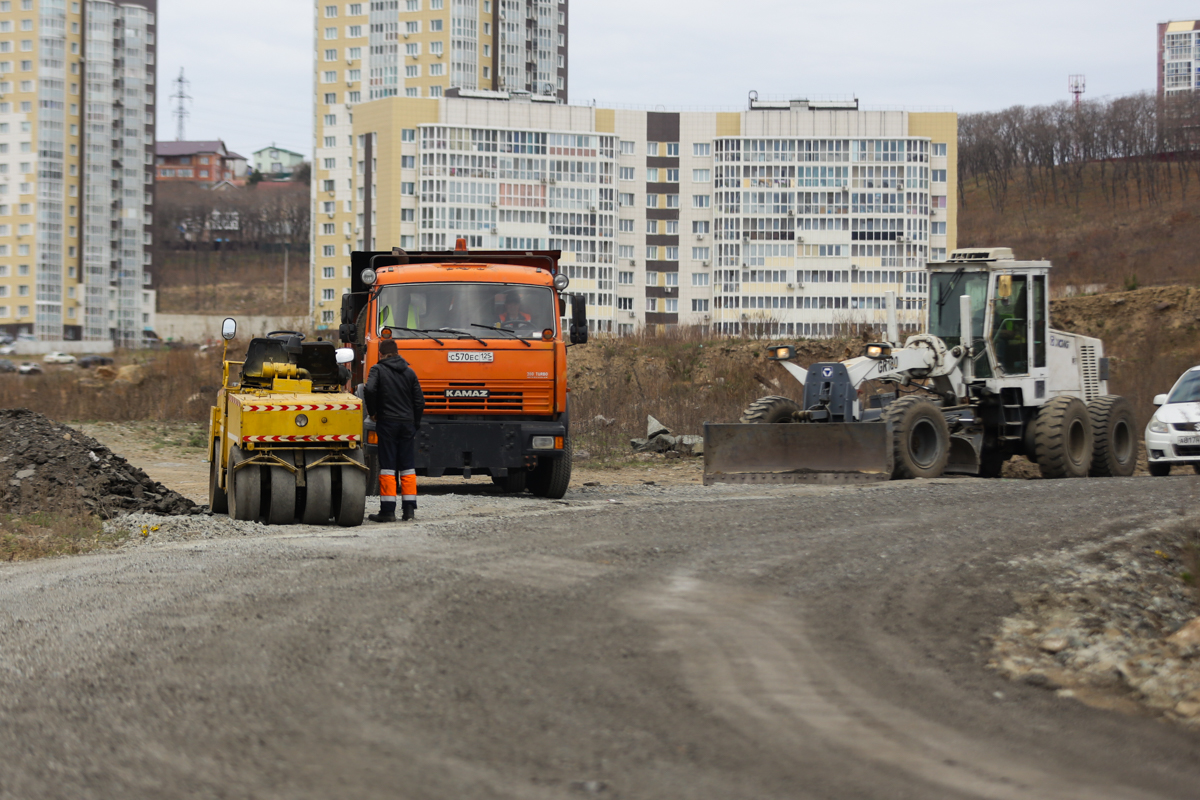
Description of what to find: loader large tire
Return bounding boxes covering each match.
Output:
[228,446,261,521]
[1032,396,1093,479]
[1087,395,1137,477]
[208,441,228,514]
[739,395,803,424]
[882,396,950,480]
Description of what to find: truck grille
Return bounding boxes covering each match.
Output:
[424,382,553,414]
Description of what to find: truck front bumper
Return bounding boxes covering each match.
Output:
[364,417,567,477]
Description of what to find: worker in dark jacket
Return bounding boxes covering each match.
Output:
[364,338,425,522]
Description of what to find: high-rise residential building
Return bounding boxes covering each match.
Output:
[311,92,956,338]
[0,0,156,345]
[1159,20,1200,97]
[313,0,567,323]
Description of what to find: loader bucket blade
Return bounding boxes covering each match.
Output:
[702,422,892,485]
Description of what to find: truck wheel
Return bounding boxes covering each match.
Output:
[739,395,802,424]
[528,447,572,499]
[1032,396,1093,478]
[265,451,297,525]
[208,441,228,514]
[494,468,527,493]
[333,448,366,527]
[301,450,333,524]
[882,396,950,479]
[1087,395,1137,477]
[228,446,261,521]
[1149,462,1171,477]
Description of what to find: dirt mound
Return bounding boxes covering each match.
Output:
[0,409,198,519]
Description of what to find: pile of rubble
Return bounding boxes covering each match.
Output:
[629,416,703,458]
[0,409,198,519]
[990,523,1200,725]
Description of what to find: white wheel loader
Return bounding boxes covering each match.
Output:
[703,248,1137,484]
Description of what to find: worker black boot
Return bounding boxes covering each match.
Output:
[401,501,416,522]
[369,501,397,523]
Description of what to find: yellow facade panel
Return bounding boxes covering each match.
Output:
[716,112,741,137]
[908,112,959,252]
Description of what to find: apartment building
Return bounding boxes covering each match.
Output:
[1159,19,1200,97]
[0,0,155,346]
[311,92,956,338]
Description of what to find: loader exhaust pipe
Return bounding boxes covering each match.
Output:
[959,294,974,393]
[885,290,898,346]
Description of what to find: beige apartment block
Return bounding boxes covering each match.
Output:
[0,0,155,346]
[311,93,956,338]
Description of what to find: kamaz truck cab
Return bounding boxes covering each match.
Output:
[338,242,587,499]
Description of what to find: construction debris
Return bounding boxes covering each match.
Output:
[0,409,198,519]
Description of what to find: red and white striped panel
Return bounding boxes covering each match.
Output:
[240,403,361,412]
[242,434,361,443]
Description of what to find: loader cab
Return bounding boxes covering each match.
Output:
[926,248,1050,384]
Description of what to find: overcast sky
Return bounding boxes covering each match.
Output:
[156,1,1199,161]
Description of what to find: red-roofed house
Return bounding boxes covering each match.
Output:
[155,140,249,185]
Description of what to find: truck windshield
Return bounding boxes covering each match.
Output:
[375,283,557,340]
[928,270,992,378]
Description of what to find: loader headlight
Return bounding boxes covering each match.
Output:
[768,345,795,361]
[295,414,309,428]
[864,343,892,359]
[360,268,378,286]
[553,273,569,291]
[1149,416,1169,433]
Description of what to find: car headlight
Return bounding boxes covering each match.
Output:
[1149,416,1169,433]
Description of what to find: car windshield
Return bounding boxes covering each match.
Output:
[1168,370,1200,403]
[375,283,557,340]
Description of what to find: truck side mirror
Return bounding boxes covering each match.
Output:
[221,317,237,340]
[569,293,588,345]
[335,347,355,365]
[559,296,566,317]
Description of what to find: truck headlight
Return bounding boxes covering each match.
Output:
[532,436,555,449]
[1149,416,1169,433]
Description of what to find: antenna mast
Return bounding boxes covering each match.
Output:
[1068,74,1086,108]
[170,68,192,141]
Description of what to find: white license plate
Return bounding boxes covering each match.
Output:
[447,351,493,363]
[1177,435,1200,445]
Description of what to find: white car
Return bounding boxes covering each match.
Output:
[1146,366,1200,476]
[42,351,76,364]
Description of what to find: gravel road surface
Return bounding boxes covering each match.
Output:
[2,476,1200,799]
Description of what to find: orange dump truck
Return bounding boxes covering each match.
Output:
[338,243,587,499]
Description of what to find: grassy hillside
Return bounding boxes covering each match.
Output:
[958,166,1200,292]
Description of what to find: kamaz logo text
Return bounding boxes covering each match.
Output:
[445,389,489,399]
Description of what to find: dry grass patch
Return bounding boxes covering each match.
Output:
[0,511,128,561]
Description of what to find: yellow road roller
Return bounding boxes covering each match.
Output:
[208,318,367,526]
